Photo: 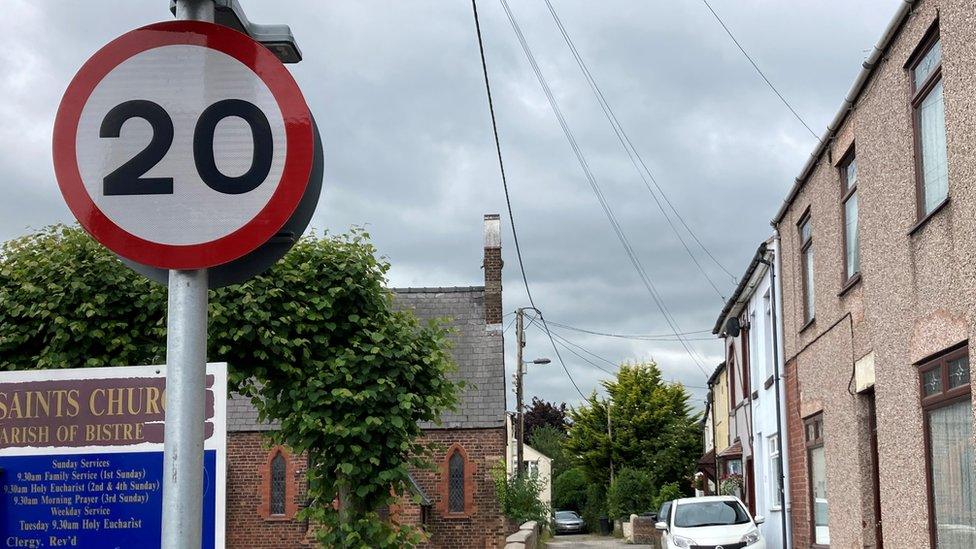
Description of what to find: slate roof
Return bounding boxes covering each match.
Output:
[227,286,506,432]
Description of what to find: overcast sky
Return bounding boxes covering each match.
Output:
[2,1,899,409]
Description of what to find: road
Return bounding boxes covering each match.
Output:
[546,534,655,548]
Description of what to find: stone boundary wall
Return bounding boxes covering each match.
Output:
[504,521,539,549]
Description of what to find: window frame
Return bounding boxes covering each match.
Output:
[908,21,948,223]
[917,343,972,548]
[439,443,475,518]
[269,451,287,516]
[797,210,815,326]
[838,146,860,286]
[805,413,828,547]
[448,450,465,513]
[769,434,782,511]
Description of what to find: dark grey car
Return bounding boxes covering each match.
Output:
[553,510,585,534]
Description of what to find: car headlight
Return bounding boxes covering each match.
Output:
[671,535,696,548]
[741,528,761,545]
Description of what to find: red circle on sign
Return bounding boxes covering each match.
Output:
[53,21,313,270]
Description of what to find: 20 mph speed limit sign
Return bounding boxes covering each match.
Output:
[53,21,314,269]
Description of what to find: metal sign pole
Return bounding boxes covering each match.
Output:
[161,4,213,548]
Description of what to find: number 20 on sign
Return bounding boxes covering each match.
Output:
[53,21,314,270]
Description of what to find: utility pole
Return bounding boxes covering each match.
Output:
[515,308,525,476]
[607,399,614,484]
[514,307,549,477]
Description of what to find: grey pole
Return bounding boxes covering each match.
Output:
[162,4,213,548]
[515,308,524,476]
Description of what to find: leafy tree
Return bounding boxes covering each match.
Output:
[491,461,550,527]
[565,363,701,494]
[528,424,572,479]
[524,397,568,438]
[607,468,656,520]
[651,482,684,513]
[552,467,588,512]
[0,225,461,548]
[580,483,607,533]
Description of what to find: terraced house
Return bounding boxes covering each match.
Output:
[772,0,976,546]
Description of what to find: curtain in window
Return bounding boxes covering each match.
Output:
[270,453,286,515]
[929,398,976,548]
[810,446,830,545]
[448,451,465,513]
[844,192,858,277]
[920,80,948,214]
[803,246,815,320]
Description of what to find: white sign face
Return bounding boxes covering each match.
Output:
[54,21,313,270]
[75,45,286,246]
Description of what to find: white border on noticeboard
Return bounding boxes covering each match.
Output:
[0,363,227,547]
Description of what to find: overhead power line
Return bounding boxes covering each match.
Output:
[541,0,737,293]
[527,317,710,390]
[699,0,820,141]
[498,0,710,378]
[470,0,587,400]
[544,319,713,341]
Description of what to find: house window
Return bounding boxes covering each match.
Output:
[798,214,815,323]
[840,149,859,281]
[448,450,465,513]
[769,434,783,510]
[805,414,829,545]
[910,25,948,218]
[919,344,975,548]
[270,452,286,516]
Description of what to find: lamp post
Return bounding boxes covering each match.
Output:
[514,306,550,476]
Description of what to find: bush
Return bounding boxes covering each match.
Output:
[581,483,607,533]
[607,468,656,520]
[651,482,684,512]
[552,467,588,512]
[492,461,550,527]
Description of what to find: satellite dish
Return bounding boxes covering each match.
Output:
[725,317,741,337]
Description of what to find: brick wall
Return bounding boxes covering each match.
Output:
[226,432,315,548]
[226,427,508,548]
[404,427,509,548]
[784,359,810,549]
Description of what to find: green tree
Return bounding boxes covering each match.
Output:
[565,363,701,494]
[651,482,683,513]
[492,461,550,526]
[0,225,461,548]
[528,424,572,479]
[552,466,588,512]
[606,467,656,520]
[580,483,607,533]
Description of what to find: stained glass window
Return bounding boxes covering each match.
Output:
[270,453,286,516]
[448,451,465,513]
[924,368,943,397]
[949,357,970,389]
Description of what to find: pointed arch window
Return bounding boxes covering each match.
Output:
[270,452,287,516]
[448,450,465,513]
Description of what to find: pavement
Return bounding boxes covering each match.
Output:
[545,534,654,548]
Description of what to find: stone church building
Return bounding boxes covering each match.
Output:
[223,215,509,548]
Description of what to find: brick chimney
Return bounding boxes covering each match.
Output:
[483,214,503,327]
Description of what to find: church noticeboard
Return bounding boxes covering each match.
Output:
[0,364,227,548]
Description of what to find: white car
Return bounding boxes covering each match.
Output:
[655,495,765,549]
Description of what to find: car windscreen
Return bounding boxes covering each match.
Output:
[673,500,751,528]
[555,512,579,520]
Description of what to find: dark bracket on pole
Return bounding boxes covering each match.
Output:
[169,0,302,63]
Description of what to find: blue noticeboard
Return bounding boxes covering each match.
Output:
[1,450,217,549]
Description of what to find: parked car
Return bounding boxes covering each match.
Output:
[553,510,585,534]
[655,495,765,548]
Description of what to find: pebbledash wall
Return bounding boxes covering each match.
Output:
[223,215,510,548]
[773,0,976,547]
